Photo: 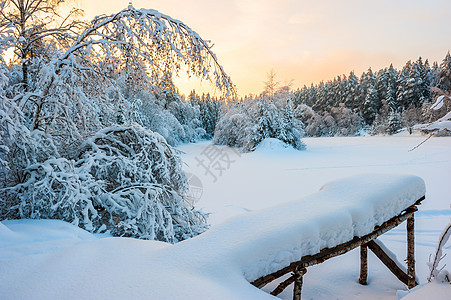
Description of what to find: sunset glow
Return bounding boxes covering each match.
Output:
[81,0,451,96]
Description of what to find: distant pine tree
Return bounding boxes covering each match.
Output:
[437,51,451,91]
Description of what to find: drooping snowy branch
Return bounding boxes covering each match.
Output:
[53,4,234,92]
[2,3,234,151]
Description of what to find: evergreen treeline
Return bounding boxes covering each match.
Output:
[211,52,451,152]
[293,52,451,135]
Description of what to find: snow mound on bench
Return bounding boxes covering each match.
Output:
[0,174,425,299]
[192,173,425,282]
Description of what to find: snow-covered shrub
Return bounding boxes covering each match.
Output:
[295,104,329,137]
[2,124,208,242]
[214,112,250,148]
[75,124,208,242]
[6,157,99,230]
[0,95,60,219]
[329,104,363,136]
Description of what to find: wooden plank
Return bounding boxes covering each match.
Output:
[251,197,424,289]
[271,275,295,296]
[292,266,306,300]
[367,240,418,286]
[407,215,416,288]
[359,243,368,285]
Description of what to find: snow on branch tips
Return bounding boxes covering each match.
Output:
[55,5,234,93]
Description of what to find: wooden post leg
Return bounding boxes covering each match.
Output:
[293,266,307,300]
[359,243,368,285]
[407,215,416,289]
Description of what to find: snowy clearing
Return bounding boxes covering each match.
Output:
[1,135,451,299]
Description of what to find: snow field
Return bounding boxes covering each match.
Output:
[1,135,450,299]
[179,135,451,299]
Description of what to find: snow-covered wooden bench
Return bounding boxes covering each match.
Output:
[248,174,425,299]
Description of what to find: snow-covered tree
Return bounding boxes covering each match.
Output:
[215,82,305,151]
[214,100,251,148]
[0,3,234,241]
[277,100,305,149]
[437,51,451,91]
[1,2,234,152]
[362,85,378,126]
[4,124,208,242]
[0,0,85,91]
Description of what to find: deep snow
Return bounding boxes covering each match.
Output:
[1,135,450,299]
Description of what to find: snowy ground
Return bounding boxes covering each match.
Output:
[179,135,451,299]
[1,135,450,299]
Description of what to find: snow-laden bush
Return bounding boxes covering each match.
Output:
[75,124,208,242]
[0,94,60,219]
[214,111,251,148]
[8,157,98,230]
[2,124,208,243]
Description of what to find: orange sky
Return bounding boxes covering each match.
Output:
[80,0,451,97]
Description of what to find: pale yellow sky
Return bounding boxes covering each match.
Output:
[80,0,451,97]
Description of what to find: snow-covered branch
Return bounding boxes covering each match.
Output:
[55,5,233,93]
[428,222,451,283]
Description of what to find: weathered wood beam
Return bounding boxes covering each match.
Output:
[407,215,416,289]
[359,243,368,285]
[270,275,295,296]
[292,266,307,300]
[367,240,418,287]
[251,196,424,289]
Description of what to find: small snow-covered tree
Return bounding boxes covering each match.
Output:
[386,109,402,135]
[437,51,451,91]
[277,100,305,149]
[247,99,280,149]
[214,101,251,148]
